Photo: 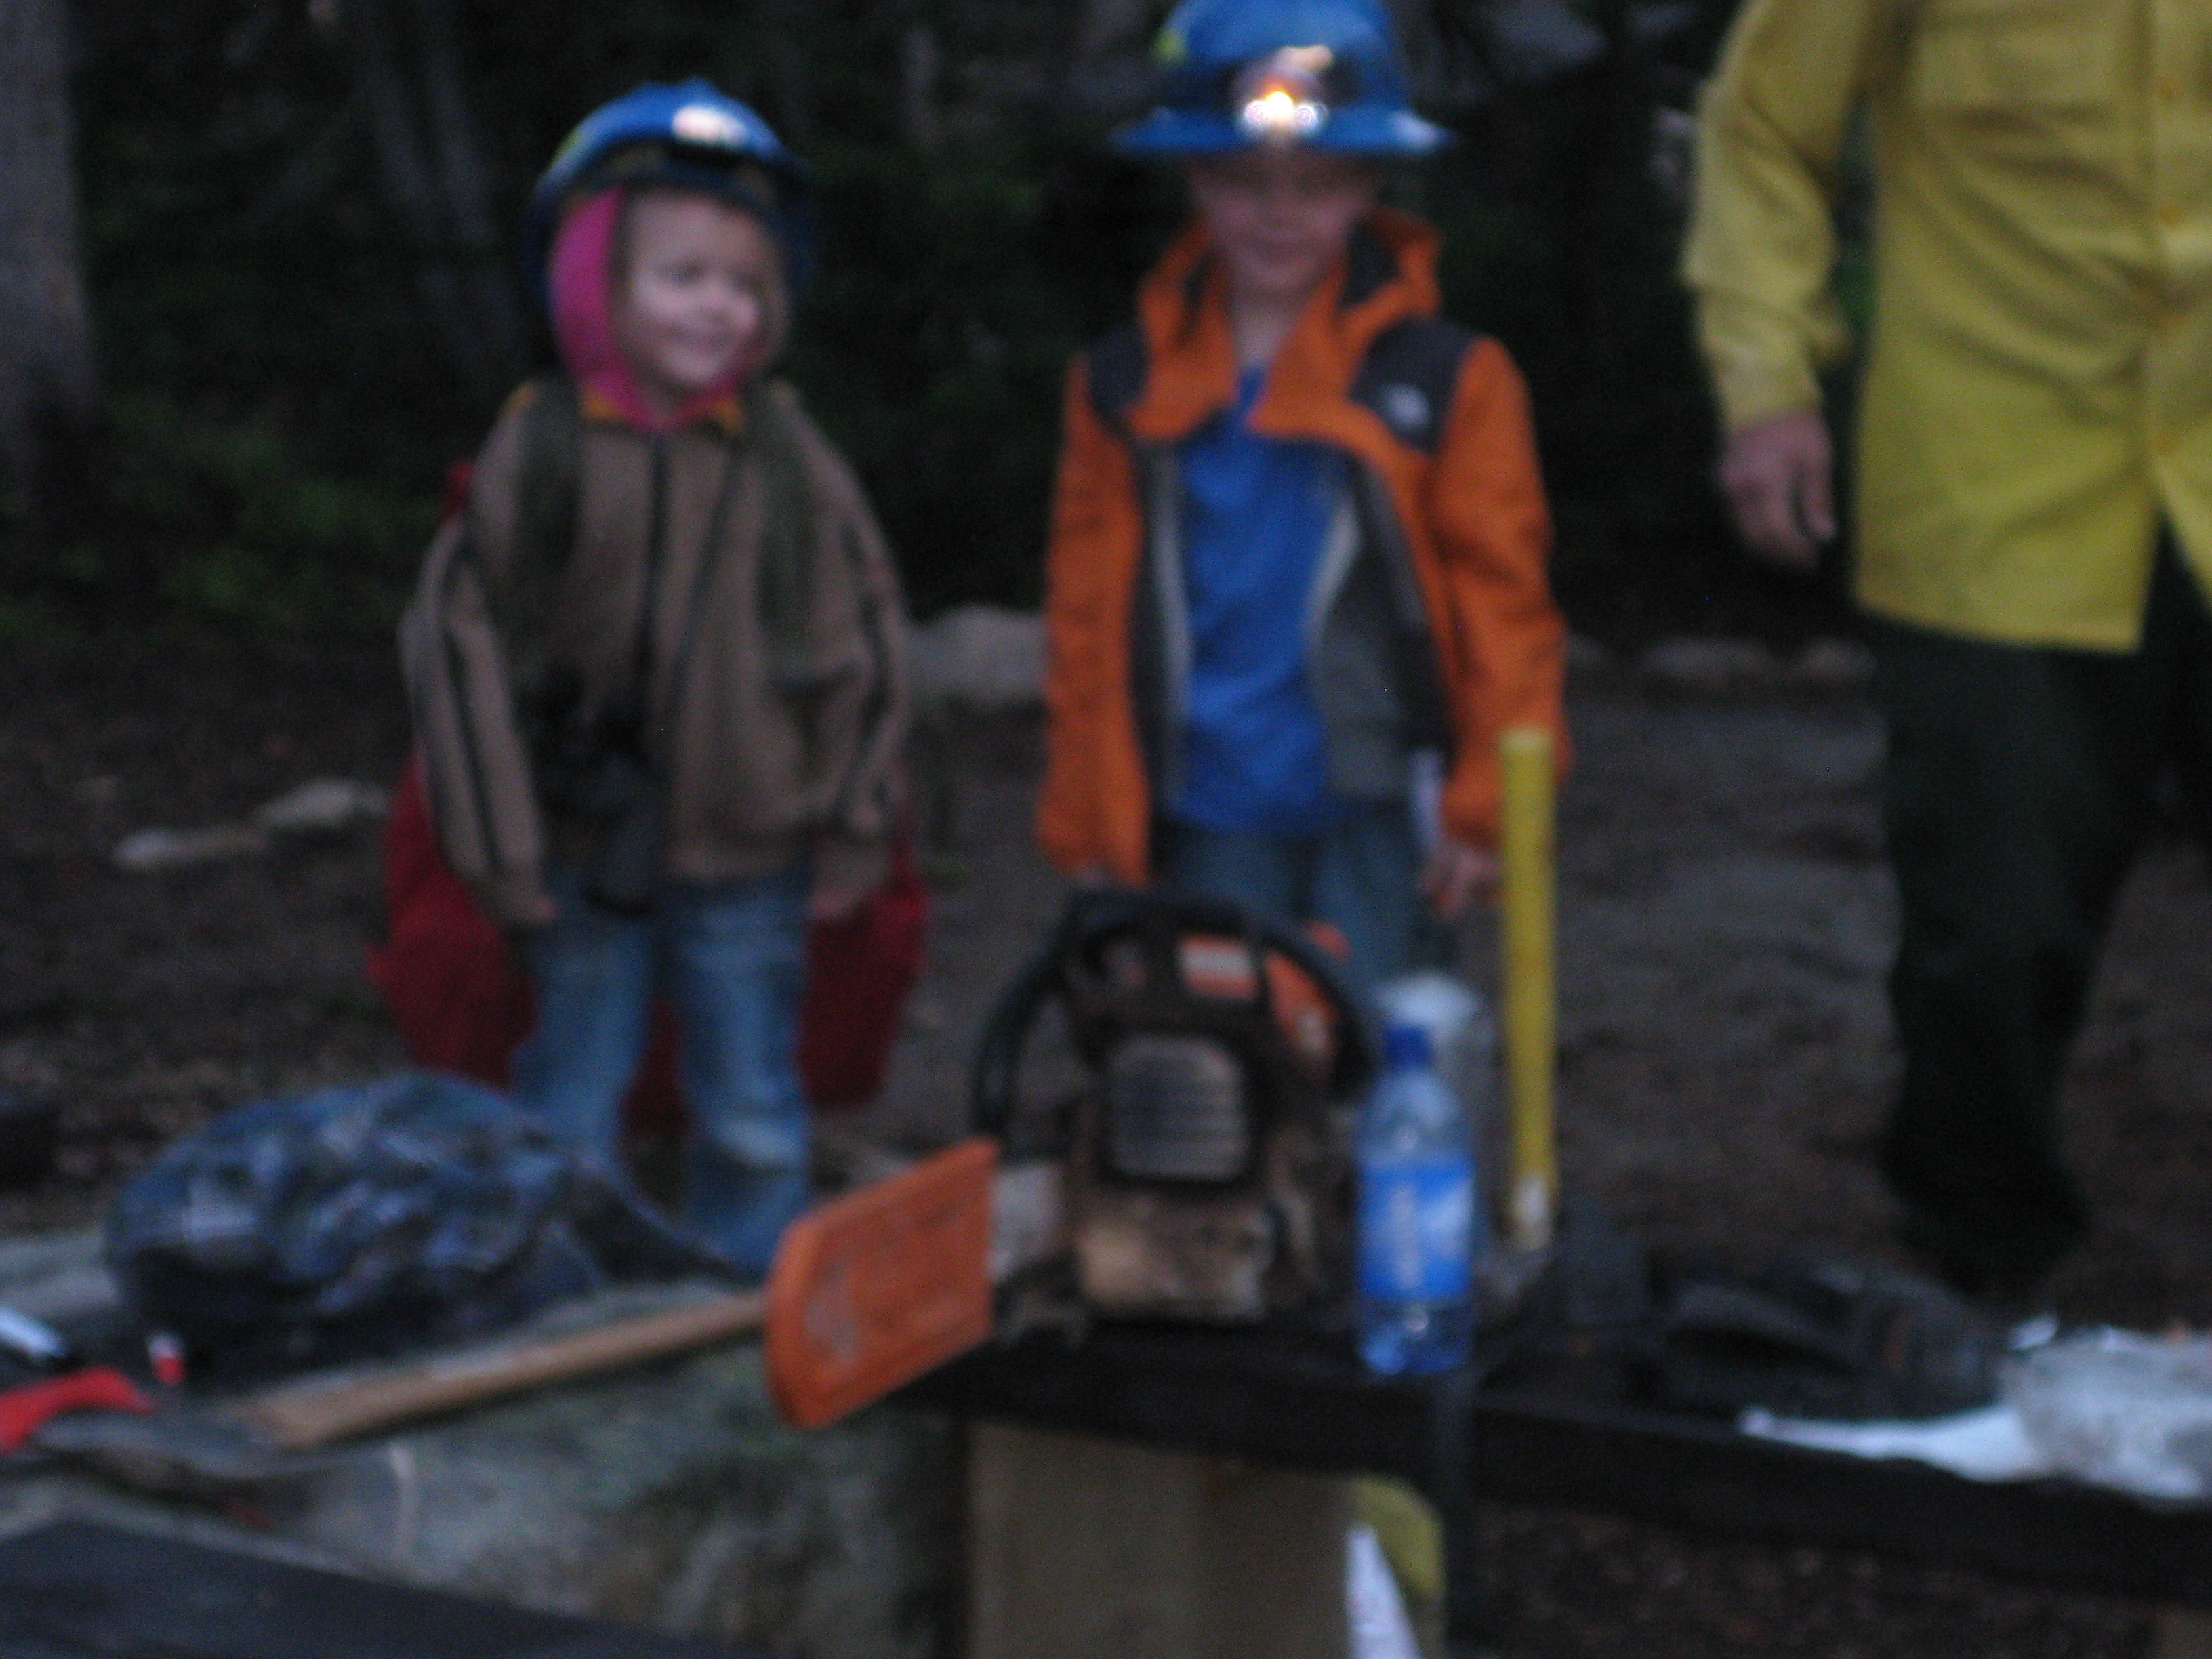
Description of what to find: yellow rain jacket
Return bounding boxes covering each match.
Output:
[1684,0,2212,649]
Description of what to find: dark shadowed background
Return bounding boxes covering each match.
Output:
[0,0,1850,646]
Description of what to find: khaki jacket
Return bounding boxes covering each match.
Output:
[401,380,908,925]
[1685,0,2212,647]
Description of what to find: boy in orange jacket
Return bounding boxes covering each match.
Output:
[1038,0,1566,996]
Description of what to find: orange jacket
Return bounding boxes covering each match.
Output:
[1037,209,1567,886]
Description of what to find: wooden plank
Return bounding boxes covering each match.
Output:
[966,1421,1351,1659]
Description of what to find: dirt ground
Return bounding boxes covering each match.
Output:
[4,621,2211,1656]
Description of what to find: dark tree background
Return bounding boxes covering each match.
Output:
[1,0,1845,644]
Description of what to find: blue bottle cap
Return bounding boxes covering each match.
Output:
[1382,1022,1432,1069]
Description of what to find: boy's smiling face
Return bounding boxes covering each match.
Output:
[1186,148,1378,316]
[610,190,781,415]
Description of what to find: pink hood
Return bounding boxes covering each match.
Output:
[546,189,753,432]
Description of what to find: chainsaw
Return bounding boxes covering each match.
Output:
[970,889,1376,1322]
[754,726,1561,1430]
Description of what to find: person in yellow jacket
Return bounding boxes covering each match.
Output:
[1685,0,2212,1294]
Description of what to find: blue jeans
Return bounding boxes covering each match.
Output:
[1155,802,1424,1003]
[512,865,811,1277]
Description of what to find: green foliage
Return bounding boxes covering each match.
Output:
[793,129,1176,612]
[55,5,469,632]
[0,597,72,649]
[97,392,435,632]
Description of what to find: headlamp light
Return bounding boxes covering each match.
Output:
[1232,46,1334,145]
[670,101,747,149]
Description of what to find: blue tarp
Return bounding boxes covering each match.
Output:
[107,1071,725,1376]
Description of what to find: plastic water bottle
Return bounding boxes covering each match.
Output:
[1357,1021,1481,1376]
[1376,972,1495,1151]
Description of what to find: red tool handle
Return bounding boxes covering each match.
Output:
[0,1368,152,1453]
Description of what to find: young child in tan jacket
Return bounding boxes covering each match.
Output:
[401,82,907,1276]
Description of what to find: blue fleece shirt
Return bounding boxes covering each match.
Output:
[1168,366,1346,835]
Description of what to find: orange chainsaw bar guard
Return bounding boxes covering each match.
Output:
[764,1138,998,1430]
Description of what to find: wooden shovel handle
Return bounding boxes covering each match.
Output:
[226,1290,764,1451]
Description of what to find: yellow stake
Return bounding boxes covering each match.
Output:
[1500,726,1557,1251]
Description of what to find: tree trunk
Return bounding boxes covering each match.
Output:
[0,0,98,534]
[346,0,520,407]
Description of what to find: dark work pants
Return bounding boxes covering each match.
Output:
[1868,541,2212,1284]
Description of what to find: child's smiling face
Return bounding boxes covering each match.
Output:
[1186,148,1378,315]
[610,191,781,415]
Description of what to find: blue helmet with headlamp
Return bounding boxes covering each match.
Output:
[1114,0,1446,159]
[523,79,813,301]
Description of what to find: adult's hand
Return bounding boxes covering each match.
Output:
[1719,407,1835,569]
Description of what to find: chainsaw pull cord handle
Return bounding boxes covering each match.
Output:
[966,890,1377,1144]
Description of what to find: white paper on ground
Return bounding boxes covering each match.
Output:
[1347,1519,1423,1659]
[1740,1403,2053,1483]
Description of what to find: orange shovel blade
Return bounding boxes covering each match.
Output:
[764,1138,998,1429]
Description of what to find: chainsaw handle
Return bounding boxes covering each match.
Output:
[968,902,1089,1145]
[968,889,1376,1144]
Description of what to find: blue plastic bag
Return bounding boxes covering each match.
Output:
[106,1071,726,1376]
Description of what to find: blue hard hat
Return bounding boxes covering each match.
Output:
[1114,0,1446,159]
[523,79,813,294]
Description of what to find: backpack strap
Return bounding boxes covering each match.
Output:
[1084,324,1149,441]
[1349,316,1474,457]
[514,374,581,573]
[484,373,583,687]
[748,382,821,669]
